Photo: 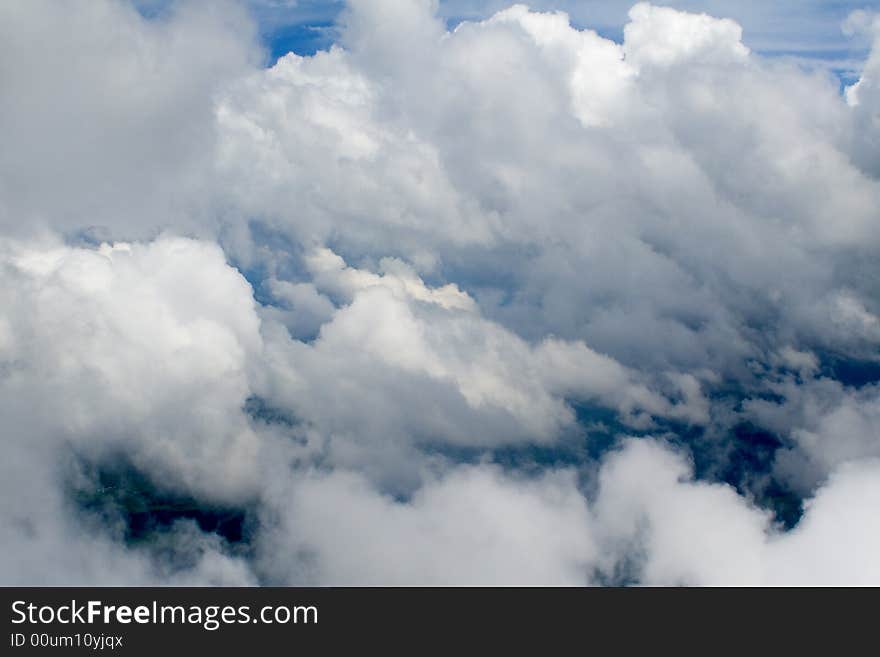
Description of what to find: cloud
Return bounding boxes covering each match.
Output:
[0,236,264,499]
[1,0,879,585]
[624,2,749,68]
[216,0,879,376]
[0,235,267,583]
[592,438,880,585]
[253,246,708,492]
[843,10,880,175]
[256,464,596,585]
[0,0,262,240]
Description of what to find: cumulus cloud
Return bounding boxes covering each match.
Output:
[1,0,879,585]
[592,438,880,585]
[254,247,707,489]
[0,236,263,500]
[256,464,596,585]
[215,0,880,375]
[0,235,263,583]
[843,10,880,175]
[0,0,262,240]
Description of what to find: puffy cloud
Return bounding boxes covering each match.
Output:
[1,0,880,586]
[0,236,264,583]
[623,2,750,68]
[255,248,707,489]
[487,4,634,127]
[214,43,497,254]
[592,438,880,585]
[256,464,596,585]
[215,0,880,382]
[592,439,771,585]
[254,435,880,586]
[765,460,880,585]
[0,0,262,240]
[0,236,263,500]
[843,10,880,175]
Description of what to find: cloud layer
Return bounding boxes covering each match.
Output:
[1,0,879,585]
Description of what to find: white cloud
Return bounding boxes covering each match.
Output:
[260,436,880,585]
[843,10,880,175]
[0,236,264,499]
[0,235,269,583]
[0,0,262,240]
[257,464,596,585]
[592,438,880,585]
[623,2,749,68]
[255,248,707,487]
[213,0,880,380]
[1,0,880,585]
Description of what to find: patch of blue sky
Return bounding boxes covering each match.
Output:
[265,20,338,58]
[249,0,876,87]
[131,1,876,81]
[246,0,343,58]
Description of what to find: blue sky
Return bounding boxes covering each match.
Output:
[249,0,877,74]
